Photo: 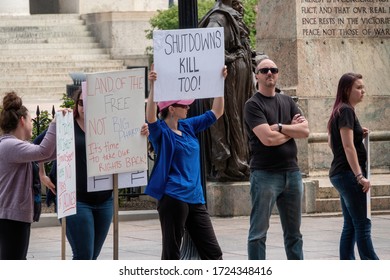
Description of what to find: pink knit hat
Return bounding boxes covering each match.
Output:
[157,99,195,111]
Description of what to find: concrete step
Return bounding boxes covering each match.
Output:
[308,175,390,214]
[0,30,93,40]
[0,66,125,76]
[0,25,88,33]
[0,53,112,61]
[0,42,100,50]
[0,61,124,69]
[317,184,390,199]
[0,79,70,88]
[0,65,125,81]
[0,14,83,26]
[0,36,97,44]
[0,74,70,81]
[316,196,390,213]
[0,48,107,55]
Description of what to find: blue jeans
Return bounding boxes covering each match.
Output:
[330,171,379,260]
[247,170,304,260]
[65,197,113,260]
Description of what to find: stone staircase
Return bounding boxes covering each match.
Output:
[0,14,126,112]
[305,174,390,216]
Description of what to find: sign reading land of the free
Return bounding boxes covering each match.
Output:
[56,111,77,219]
[153,27,225,101]
[85,69,148,177]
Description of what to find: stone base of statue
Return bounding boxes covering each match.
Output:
[206,181,252,217]
[206,180,318,217]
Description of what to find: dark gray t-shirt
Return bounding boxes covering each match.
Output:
[329,104,367,177]
[244,92,301,172]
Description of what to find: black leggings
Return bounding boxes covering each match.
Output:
[0,219,31,260]
[157,195,222,260]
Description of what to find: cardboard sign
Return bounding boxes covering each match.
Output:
[85,69,148,177]
[56,111,77,219]
[364,135,371,220]
[153,27,225,101]
[87,170,148,192]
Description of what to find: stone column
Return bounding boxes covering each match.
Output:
[0,0,29,15]
[256,0,390,175]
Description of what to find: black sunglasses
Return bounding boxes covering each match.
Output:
[256,67,279,74]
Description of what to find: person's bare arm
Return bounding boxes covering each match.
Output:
[211,66,227,120]
[38,162,56,195]
[146,66,158,124]
[270,114,310,139]
[252,123,291,146]
[340,127,371,192]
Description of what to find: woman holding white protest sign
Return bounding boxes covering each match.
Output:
[38,87,149,260]
[145,65,227,260]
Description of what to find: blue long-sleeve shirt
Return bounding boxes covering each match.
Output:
[146,110,216,204]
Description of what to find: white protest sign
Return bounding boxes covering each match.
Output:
[118,170,148,188]
[85,69,148,177]
[87,174,113,192]
[56,111,77,219]
[364,135,371,220]
[153,27,225,101]
[87,170,148,192]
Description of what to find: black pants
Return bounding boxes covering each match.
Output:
[0,219,31,260]
[157,195,222,260]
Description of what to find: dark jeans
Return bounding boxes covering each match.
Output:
[157,195,222,260]
[330,170,379,260]
[247,170,304,260]
[65,197,113,260]
[0,219,31,260]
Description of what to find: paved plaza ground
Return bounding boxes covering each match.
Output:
[28,213,390,260]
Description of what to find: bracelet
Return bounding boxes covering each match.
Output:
[355,173,362,178]
[358,176,365,184]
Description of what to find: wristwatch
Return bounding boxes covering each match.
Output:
[278,123,283,132]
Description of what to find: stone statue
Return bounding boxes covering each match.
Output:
[199,0,256,181]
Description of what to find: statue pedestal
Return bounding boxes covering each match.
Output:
[206,181,251,217]
[206,179,318,217]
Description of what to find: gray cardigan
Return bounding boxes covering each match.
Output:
[0,122,56,223]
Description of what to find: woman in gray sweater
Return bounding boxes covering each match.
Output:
[0,91,57,260]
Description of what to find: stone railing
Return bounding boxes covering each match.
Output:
[308,131,390,144]
[306,130,390,176]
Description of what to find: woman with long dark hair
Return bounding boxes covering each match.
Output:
[38,88,149,259]
[327,73,379,260]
